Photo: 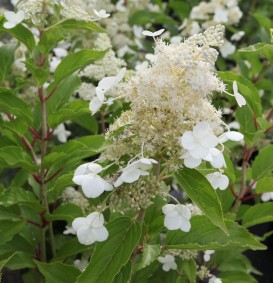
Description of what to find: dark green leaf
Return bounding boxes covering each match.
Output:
[0,220,26,245]
[45,203,83,222]
[0,43,17,81]
[252,145,273,180]
[24,58,50,86]
[181,259,196,283]
[137,244,161,271]
[113,262,132,283]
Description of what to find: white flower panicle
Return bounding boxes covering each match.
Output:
[158,255,177,272]
[72,162,113,198]
[72,212,108,245]
[162,204,192,232]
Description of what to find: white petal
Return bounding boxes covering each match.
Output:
[81,175,105,198]
[225,131,244,141]
[164,215,182,230]
[77,227,95,245]
[158,256,167,264]
[152,29,165,36]
[93,9,110,18]
[235,92,246,107]
[261,193,273,202]
[180,219,191,232]
[179,205,191,220]
[181,131,198,150]
[142,29,165,37]
[74,163,89,176]
[210,151,226,169]
[233,81,238,94]
[189,145,209,159]
[15,10,25,23]
[204,254,211,262]
[193,121,210,137]
[72,217,88,232]
[72,175,86,186]
[98,76,116,90]
[200,133,219,148]
[87,163,103,174]
[115,67,126,84]
[3,22,16,29]
[206,173,219,189]
[86,212,104,226]
[218,174,229,190]
[162,264,171,272]
[89,97,103,114]
[113,176,123,188]
[121,169,141,183]
[91,226,109,242]
[183,156,202,168]
[4,11,17,22]
[95,87,105,102]
[162,204,177,215]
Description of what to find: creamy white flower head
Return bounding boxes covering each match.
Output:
[181,122,219,159]
[4,10,25,29]
[231,31,245,41]
[233,81,246,107]
[114,158,158,187]
[72,212,109,245]
[209,276,222,283]
[162,204,191,232]
[142,29,165,37]
[206,172,229,190]
[261,192,273,202]
[53,123,71,143]
[93,9,110,19]
[204,250,215,262]
[98,67,126,92]
[73,162,113,198]
[218,131,244,143]
[213,8,229,23]
[158,255,177,272]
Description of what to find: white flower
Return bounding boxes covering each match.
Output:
[98,67,126,92]
[93,9,110,19]
[53,47,68,58]
[50,56,61,73]
[162,204,191,232]
[218,131,244,143]
[72,212,109,245]
[181,122,219,159]
[63,225,76,235]
[231,31,245,41]
[220,40,235,58]
[158,255,177,272]
[89,87,105,114]
[213,8,229,23]
[4,10,25,29]
[142,29,165,37]
[261,192,273,202]
[114,158,158,187]
[181,151,202,169]
[204,250,215,262]
[73,162,113,198]
[204,148,226,169]
[209,276,222,283]
[232,81,246,107]
[206,172,229,190]
[53,123,71,143]
[74,259,88,271]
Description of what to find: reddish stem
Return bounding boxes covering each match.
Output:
[244,180,257,196]
[241,193,258,202]
[32,174,42,184]
[20,217,41,227]
[229,184,237,198]
[45,84,59,101]
[45,168,63,184]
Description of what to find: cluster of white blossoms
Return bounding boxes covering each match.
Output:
[62,186,89,213]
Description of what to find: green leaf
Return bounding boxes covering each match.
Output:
[242,203,273,227]
[256,177,273,193]
[77,217,141,283]
[0,146,38,172]
[220,271,257,283]
[165,215,265,250]
[24,58,50,87]
[47,173,74,194]
[73,113,98,134]
[0,220,26,245]
[0,43,17,81]
[0,92,33,125]
[129,11,177,25]
[35,261,81,283]
[137,244,161,271]
[0,19,36,51]
[54,49,107,84]
[181,259,196,283]
[3,251,35,270]
[239,43,273,61]
[175,168,228,235]
[45,203,83,222]
[48,100,90,128]
[252,145,273,180]
[112,262,132,283]
[60,19,105,32]
[217,72,262,117]
[0,187,44,212]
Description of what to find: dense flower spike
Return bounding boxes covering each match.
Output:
[158,255,177,272]
[72,212,108,245]
[72,162,113,198]
[162,204,192,232]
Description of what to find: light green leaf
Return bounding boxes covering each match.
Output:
[252,145,273,180]
[54,49,107,84]
[137,244,161,271]
[0,43,17,81]
[113,262,132,283]
[165,215,265,250]
[256,177,273,193]
[0,92,33,125]
[35,261,81,283]
[77,217,141,283]
[239,43,273,61]
[0,146,38,172]
[60,19,105,33]
[175,168,228,235]
[0,187,44,212]
[0,18,36,51]
[242,203,273,227]
[45,203,83,222]
[181,259,196,283]
[220,271,257,283]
